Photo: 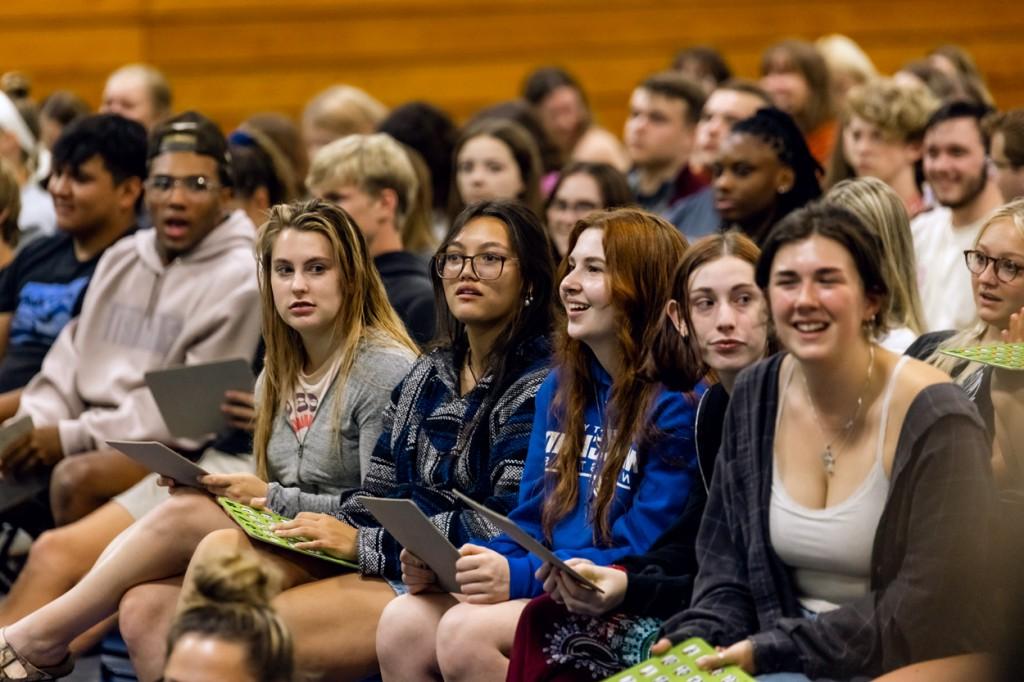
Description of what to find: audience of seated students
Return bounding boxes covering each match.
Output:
[670,80,772,239]
[908,198,1024,487]
[712,107,822,245]
[828,178,926,352]
[522,67,631,174]
[0,114,145,394]
[507,230,772,682]
[815,34,877,109]
[624,72,707,219]
[655,201,996,681]
[448,119,544,223]
[0,92,54,242]
[378,101,458,234]
[544,161,632,258]
[161,552,294,682]
[0,111,261,525]
[305,133,436,345]
[36,92,89,153]
[376,208,698,681]
[827,78,939,217]
[989,108,1024,201]
[0,197,418,681]
[671,46,732,96]
[0,160,20,268]
[912,101,1005,332]
[300,84,387,162]
[760,40,837,167]
[99,64,172,133]
[227,125,299,229]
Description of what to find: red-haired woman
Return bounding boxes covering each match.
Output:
[375,208,701,681]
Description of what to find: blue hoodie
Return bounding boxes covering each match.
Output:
[485,363,702,599]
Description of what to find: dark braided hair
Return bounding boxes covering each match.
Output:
[731,107,822,242]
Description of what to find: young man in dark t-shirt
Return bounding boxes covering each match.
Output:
[0,114,146,392]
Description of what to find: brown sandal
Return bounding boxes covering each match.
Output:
[0,630,74,681]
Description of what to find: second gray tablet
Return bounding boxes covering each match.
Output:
[146,358,254,439]
[107,440,209,489]
[360,496,462,594]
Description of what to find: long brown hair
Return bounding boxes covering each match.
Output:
[542,208,688,544]
[253,198,419,479]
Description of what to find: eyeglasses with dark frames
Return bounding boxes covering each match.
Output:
[963,249,1024,283]
[434,252,518,280]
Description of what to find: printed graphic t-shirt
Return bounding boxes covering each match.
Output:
[284,351,343,443]
[0,231,126,391]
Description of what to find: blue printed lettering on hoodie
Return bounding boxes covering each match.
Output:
[484,363,704,599]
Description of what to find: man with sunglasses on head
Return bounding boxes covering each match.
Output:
[912,101,1005,331]
[0,111,261,526]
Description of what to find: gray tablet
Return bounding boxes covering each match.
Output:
[107,440,209,489]
[360,496,462,594]
[145,358,254,439]
[454,490,602,592]
[0,415,33,461]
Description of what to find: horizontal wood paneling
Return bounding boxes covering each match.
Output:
[1,1,1022,137]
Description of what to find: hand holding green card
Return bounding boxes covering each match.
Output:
[940,342,1024,370]
[601,637,755,682]
[217,497,358,570]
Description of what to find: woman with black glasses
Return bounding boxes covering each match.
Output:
[908,197,1024,487]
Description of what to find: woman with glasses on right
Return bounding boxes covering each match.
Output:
[908,198,1024,487]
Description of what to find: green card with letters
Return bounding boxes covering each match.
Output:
[217,497,358,569]
[601,637,755,682]
[940,342,1024,370]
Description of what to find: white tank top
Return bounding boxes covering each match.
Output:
[769,355,908,613]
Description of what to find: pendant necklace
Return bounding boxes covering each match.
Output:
[802,344,875,477]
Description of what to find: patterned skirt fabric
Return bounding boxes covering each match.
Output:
[506,593,662,682]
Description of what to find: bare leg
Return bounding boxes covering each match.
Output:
[435,599,529,682]
[377,592,457,682]
[120,579,183,682]
[0,492,233,667]
[49,449,148,525]
[0,502,132,626]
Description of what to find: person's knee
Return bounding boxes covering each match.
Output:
[435,604,480,675]
[119,586,168,652]
[376,595,431,662]
[23,526,81,576]
[49,455,98,521]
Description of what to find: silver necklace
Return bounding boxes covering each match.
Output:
[801,344,875,477]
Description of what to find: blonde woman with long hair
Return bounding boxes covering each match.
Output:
[0,198,417,682]
[827,177,926,352]
[908,197,1024,486]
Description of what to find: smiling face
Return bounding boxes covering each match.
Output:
[712,132,792,224]
[685,255,768,375]
[560,227,617,359]
[923,116,989,210]
[455,135,525,206]
[843,115,919,184]
[147,151,231,262]
[48,154,139,235]
[546,171,603,257]
[270,228,343,341]
[971,218,1024,331]
[440,215,523,332]
[768,234,879,363]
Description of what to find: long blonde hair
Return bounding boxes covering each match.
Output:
[827,177,926,335]
[929,198,1024,376]
[253,198,419,479]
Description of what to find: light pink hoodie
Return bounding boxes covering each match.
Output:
[17,209,261,455]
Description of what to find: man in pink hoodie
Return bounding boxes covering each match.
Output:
[0,111,261,524]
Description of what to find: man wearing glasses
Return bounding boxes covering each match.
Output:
[911,101,1005,331]
[0,112,261,525]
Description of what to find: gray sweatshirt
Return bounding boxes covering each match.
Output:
[264,337,416,518]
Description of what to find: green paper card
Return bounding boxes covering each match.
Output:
[218,497,358,570]
[601,637,755,682]
[940,342,1024,370]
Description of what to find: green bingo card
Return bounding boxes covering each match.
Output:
[940,342,1024,370]
[602,637,755,682]
[217,497,358,569]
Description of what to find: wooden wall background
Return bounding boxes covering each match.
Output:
[3,0,1023,137]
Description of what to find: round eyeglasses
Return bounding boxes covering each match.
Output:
[145,175,221,198]
[963,249,1024,283]
[434,253,518,280]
